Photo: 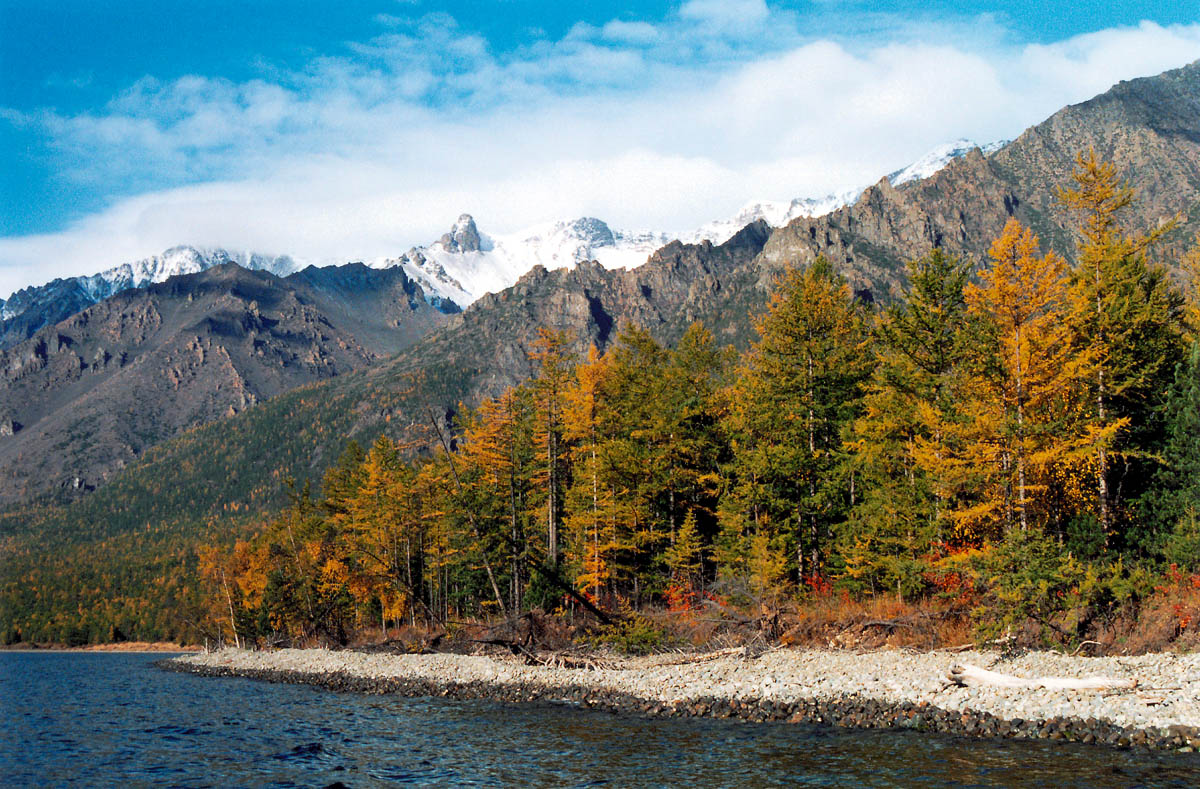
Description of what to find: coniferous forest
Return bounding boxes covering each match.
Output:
[6,153,1200,651]
[177,153,1200,653]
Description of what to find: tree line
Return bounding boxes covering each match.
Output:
[199,152,1200,648]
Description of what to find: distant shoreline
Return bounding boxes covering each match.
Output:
[166,646,1200,753]
[2,641,199,653]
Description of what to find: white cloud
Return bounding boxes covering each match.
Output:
[2,10,1200,298]
[680,0,771,30]
[601,20,660,45]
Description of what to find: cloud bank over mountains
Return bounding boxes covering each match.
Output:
[2,1,1200,297]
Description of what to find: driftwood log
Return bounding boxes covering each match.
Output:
[947,663,1138,690]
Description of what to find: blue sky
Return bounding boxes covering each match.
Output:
[2,1,1199,296]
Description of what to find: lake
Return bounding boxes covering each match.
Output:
[2,652,1199,787]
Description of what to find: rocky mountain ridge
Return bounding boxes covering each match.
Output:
[3,60,1199,516]
[756,61,1200,297]
[0,139,996,351]
[0,262,454,505]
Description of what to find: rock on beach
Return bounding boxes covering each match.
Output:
[166,647,1200,751]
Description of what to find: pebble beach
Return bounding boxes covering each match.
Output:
[167,647,1200,752]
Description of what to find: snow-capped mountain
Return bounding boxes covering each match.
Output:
[0,246,302,349]
[369,215,672,308]
[684,188,866,247]
[0,246,297,321]
[684,139,1005,247]
[2,138,1000,343]
[888,138,1008,186]
[83,246,299,301]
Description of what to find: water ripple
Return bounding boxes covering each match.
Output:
[2,652,1200,787]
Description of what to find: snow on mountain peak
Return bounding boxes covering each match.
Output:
[685,137,1009,246]
[4,136,1014,326]
[68,245,299,304]
[887,138,1008,186]
[437,214,485,254]
[381,214,670,307]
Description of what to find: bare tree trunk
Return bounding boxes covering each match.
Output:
[218,567,240,649]
[1015,325,1028,533]
[1095,261,1110,545]
[547,403,558,565]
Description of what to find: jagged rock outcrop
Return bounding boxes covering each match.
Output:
[438,214,484,253]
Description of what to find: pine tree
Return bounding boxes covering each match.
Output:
[1146,343,1200,542]
[529,328,575,566]
[562,344,620,603]
[598,324,672,599]
[1059,150,1185,548]
[321,441,366,518]
[659,322,732,544]
[663,510,704,591]
[724,258,871,585]
[841,249,975,594]
[1182,235,1200,344]
[456,388,534,612]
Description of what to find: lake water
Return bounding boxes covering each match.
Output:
[2,652,1200,787]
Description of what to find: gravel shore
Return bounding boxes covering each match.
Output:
[167,647,1200,751]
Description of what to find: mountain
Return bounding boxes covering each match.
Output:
[1,222,774,541]
[371,214,674,308]
[887,138,1009,186]
[0,246,298,350]
[6,63,1199,521]
[759,61,1200,296]
[4,61,1199,643]
[0,262,455,506]
[14,60,1194,520]
[0,138,994,351]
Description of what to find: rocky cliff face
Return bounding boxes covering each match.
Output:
[757,60,1200,300]
[0,262,453,506]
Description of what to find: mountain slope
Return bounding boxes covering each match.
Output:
[757,60,1200,298]
[0,262,454,506]
[9,61,1200,524]
[4,61,1200,643]
[0,247,298,350]
[0,137,995,349]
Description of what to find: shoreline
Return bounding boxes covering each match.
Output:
[167,647,1200,752]
[3,641,199,653]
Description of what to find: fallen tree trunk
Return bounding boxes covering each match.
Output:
[947,663,1137,690]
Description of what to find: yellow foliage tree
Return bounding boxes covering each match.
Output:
[960,218,1098,536]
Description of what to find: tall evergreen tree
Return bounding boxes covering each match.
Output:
[1146,343,1200,543]
[724,258,871,583]
[599,324,673,598]
[562,345,621,603]
[457,390,535,612]
[529,328,575,566]
[1058,150,1184,548]
[842,249,975,594]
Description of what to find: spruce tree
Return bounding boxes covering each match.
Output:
[841,248,974,595]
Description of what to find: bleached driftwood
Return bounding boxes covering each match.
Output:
[947,663,1137,691]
